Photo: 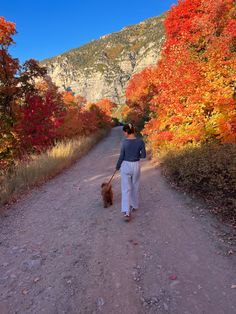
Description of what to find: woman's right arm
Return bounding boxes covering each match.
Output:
[140,140,146,159]
[116,141,125,170]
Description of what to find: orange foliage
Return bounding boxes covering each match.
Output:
[58,97,114,139]
[62,91,76,106]
[96,98,116,116]
[125,0,236,152]
[125,67,158,126]
[0,17,113,169]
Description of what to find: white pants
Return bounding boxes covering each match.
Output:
[120,161,141,213]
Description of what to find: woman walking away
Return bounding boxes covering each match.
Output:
[116,123,146,221]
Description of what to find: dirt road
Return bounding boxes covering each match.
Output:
[1,127,236,314]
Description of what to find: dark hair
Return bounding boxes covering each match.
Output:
[123,123,135,134]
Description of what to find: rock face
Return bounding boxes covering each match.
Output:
[41,14,166,104]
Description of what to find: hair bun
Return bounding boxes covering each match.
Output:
[123,123,135,134]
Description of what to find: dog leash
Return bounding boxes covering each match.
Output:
[107,170,117,185]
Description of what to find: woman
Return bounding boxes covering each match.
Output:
[116,123,146,221]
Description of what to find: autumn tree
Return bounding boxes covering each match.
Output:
[125,0,236,153]
[0,16,114,168]
[0,17,19,167]
[15,91,64,152]
[0,19,47,115]
[0,17,64,164]
[0,17,19,115]
[96,98,117,117]
[125,67,158,128]
[75,94,87,107]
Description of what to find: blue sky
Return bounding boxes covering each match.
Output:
[1,0,177,63]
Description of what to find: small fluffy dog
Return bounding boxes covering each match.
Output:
[101,182,113,208]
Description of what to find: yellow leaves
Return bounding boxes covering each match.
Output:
[124,0,236,154]
[120,104,132,121]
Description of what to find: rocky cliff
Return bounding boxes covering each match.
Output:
[41,14,166,104]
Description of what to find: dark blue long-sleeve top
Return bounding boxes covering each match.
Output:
[116,138,146,170]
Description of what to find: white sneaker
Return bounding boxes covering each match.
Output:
[123,213,131,221]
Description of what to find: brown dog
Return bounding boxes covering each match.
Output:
[101,182,113,208]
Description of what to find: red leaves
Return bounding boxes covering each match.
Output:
[58,97,115,139]
[0,17,16,46]
[125,67,158,126]
[0,16,114,170]
[170,116,183,125]
[169,274,177,281]
[125,0,236,151]
[15,92,64,152]
[75,94,87,107]
[126,67,158,106]
[164,0,202,47]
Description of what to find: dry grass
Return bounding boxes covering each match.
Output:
[161,143,236,220]
[0,129,108,207]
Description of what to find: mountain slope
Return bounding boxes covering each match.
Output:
[41,14,166,104]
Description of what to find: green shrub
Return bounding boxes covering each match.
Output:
[161,144,236,217]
